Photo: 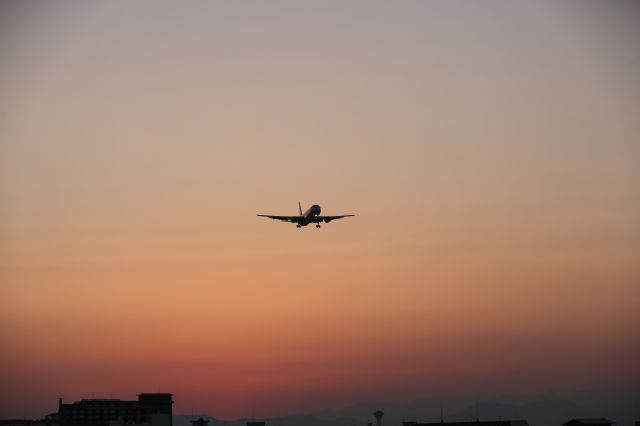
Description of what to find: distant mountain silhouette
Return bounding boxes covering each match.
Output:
[173,415,359,426]
[310,398,607,425]
[445,400,604,425]
[174,396,640,426]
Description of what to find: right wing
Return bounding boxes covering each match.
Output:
[257,215,298,223]
[316,214,355,222]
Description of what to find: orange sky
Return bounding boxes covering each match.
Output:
[1,0,639,419]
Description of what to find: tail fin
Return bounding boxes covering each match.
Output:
[299,202,303,216]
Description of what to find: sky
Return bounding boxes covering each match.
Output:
[1,0,639,420]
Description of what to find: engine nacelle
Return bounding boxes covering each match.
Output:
[323,218,332,223]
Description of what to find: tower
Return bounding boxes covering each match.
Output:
[373,410,384,426]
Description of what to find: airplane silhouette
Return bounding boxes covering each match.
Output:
[258,203,354,228]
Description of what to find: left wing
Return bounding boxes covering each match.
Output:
[316,215,355,223]
[257,215,298,223]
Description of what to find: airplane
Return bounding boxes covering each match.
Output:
[258,203,354,228]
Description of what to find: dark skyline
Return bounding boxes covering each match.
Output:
[4,393,639,426]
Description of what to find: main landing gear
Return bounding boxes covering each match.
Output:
[315,223,321,228]
[296,224,301,228]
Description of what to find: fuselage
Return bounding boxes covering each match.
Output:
[299,204,321,226]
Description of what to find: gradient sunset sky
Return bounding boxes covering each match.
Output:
[1,0,639,420]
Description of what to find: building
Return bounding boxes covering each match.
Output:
[563,420,615,426]
[56,393,173,426]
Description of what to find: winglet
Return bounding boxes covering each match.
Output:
[298,202,303,216]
